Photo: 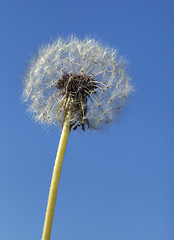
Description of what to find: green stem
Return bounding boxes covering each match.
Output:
[41,122,70,240]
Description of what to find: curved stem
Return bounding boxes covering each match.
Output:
[41,122,70,240]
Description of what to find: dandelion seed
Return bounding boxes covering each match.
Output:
[23,36,133,240]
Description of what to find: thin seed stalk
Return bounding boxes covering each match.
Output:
[41,122,70,240]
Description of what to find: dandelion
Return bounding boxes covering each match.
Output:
[23,36,133,240]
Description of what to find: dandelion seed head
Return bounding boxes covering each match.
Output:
[23,36,133,130]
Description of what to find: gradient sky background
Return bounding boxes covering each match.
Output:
[0,0,173,239]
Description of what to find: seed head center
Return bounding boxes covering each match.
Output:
[56,73,98,130]
[56,73,97,98]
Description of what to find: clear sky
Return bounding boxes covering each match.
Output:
[0,0,173,240]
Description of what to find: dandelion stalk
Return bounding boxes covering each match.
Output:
[42,121,70,240]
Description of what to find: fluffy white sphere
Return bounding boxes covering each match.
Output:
[23,37,133,130]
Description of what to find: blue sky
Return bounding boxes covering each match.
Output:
[0,0,173,239]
